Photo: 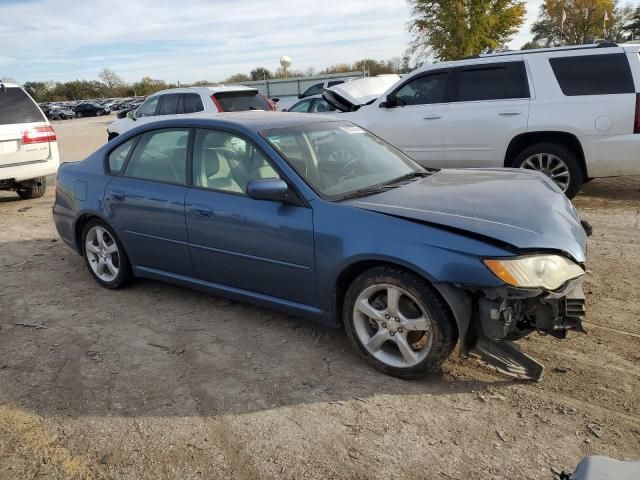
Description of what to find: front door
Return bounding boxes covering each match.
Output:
[184,128,316,305]
[104,128,192,276]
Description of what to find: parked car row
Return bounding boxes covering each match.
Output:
[39,96,147,121]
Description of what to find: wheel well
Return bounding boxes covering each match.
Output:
[334,260,454,328]
[74,214,100,252]
[504,132,588,179]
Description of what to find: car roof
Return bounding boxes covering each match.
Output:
[123,111,342,136]
[150,85,257,97]
[0,82,21,88]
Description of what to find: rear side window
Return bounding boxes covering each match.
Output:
[213,91,271,112]
[181,93,204,114]
[158,94,180,115]
[0,87,45,125]
[124,129,189,184]
[108,136,137,174]
[456,62,529,102]
[550,53,635,96]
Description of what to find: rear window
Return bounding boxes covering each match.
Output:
[550,53,635,96]
[213,91,271,112]
[0,87,45,125]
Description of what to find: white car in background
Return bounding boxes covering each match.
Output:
[107,86,275,140]
[0,83,59,199]
[325,43,640,198]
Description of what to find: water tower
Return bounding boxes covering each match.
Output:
[280,55,292,78]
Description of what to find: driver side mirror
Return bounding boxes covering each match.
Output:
[246,178,288,202]
[127,110,136,120]
[380,93,397,108]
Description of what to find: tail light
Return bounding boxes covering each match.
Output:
[23,125,56,144]
[635,94,640,134]
[210,94,224,112]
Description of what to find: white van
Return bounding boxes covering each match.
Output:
[0,83,60,199]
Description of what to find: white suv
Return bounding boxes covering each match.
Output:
[107,86,274,140]
[0,83,60,199]
[325,43,640,198]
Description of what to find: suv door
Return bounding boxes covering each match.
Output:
[444,60,530,167]
[360,69,452,168]
[185,128,316,305]
[104,128,193,276]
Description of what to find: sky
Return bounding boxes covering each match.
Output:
[0,0,607,84]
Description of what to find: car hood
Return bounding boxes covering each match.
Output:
[346,168,587,262]
[323,75,400,112]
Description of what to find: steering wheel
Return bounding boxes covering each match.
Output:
[328,148,362,181]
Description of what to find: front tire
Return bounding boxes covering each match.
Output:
[16,177,46,199]
[82,220,133,289]
[512,142,584,199]
[76,111,83,118]
[343,267,458,379]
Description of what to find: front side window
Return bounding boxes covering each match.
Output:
[262,121,423,200]
[192,129,279,194]
[550,53,635,96]
[181,93,204,114]
[158,93,180,115]
[108,136,137,174]
[394,72,448,106]
[136,96,160,117]
[311,99,335,113]
[124,128,189,184]
[289,100,311,113]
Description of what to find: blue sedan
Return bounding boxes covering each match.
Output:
[53,112,588,380]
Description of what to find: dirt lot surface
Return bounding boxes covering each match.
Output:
[1,116,639,479]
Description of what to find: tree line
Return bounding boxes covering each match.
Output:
[16,1,640,103]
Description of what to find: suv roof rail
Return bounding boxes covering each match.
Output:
[465,42,620,59]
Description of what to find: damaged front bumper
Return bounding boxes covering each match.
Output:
[435,278,586,381]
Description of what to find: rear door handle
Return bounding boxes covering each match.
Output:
[110,190,125,201]
[423,115,442,120]
[190,204,213,218]
[499,111,521,116]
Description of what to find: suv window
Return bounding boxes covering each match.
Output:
[212,91,271,112]
[2,89,47,125]
[301,83,324,98]
[456,63,529,102]
[550,53,635,96]
[108,136,137,174]
[289,99,311,113]
[158,93,180,115]
[395,71,449,106]
[136,96,160,117]
[181,93,204,114]
[192,129,279,194]
[124,129,189,184]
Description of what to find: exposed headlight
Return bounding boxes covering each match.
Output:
[483,255,585,290]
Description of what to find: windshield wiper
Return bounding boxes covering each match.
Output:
[381,171,430,188]
[336,185,388,201]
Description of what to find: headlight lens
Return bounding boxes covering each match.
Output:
[484,255,585,290]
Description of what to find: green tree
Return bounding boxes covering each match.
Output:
[625,6,640,39]
[250,67,273,81]
[224,73,250,83]
[408,0,526,61]
[531,0,617,46]
[23,81,52,102]
[130,76,167,96]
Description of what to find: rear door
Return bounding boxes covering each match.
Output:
[104,128,193,276]
[0,86,51,169]
[444,60,530,168]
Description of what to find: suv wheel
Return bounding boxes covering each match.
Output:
[512,143,584,198]
[82,220,132,289]
[16,177,46,200]
[343,267,457,379]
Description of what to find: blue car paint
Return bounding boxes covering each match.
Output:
[53,113,586,334]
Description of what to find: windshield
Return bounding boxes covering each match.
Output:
[261,121,424,200]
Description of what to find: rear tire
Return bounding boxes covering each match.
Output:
[512,142,584,199]
[16,177,46,200]
[343,266,458,379]
[82,220,133,289]
[76,112,83,118]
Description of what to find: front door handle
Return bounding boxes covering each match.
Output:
[190,204,213,218]
[110,190,125,201]
[423,115,442,120]
[499,111,521,116]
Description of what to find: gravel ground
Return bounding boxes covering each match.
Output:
[1,116,639,479]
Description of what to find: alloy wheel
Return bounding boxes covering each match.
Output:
[85,226,120,282]
[520,153,571,192]
[353,284,433,368]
